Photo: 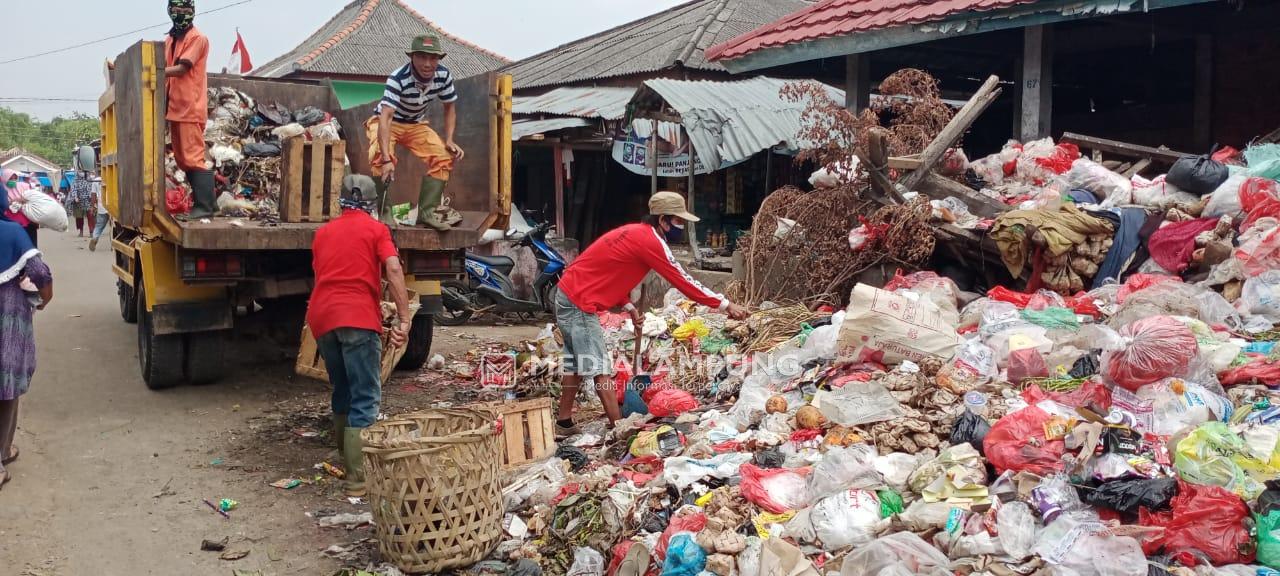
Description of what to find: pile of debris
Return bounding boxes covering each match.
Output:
[165,87,343,220]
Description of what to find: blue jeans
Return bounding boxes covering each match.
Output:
[316,328,382,428]
[91,212,110,240]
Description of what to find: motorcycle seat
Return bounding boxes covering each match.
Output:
[469,254,516,271]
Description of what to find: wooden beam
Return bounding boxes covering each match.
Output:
[901,75,1002,191]
[918,173,1007,219]
[1192,33,1213,150]
[553,144,566,234]
[1059,132,1189,164]
[1018,25,1053,142]
[887,156,922,170]
[863,127,905,204]
[845,53,870,113]
[1123,158,1153,178]
[687,128,700,255]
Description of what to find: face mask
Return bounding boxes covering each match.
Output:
[671,221,686,230]
[169,1,195,33]
[4,181,15,190]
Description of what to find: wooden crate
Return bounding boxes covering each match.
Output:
[279,138,345,223]
[296,325,405,385]
[480,398,555,468]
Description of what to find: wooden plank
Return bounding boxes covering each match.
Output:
[503,414,525,464]
[281,139,304,222]
[525,408,547,460]
[175,219,481,251]
[1123,158,1153,178]
[918,172,1007,219]
[887,156,922,170]
[1018,25,1053,141]
[1059,132,1189,164]
[329,142,345,218]
[308,142,326,222]
[901,75,1002,191]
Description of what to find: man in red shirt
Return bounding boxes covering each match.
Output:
[307,175,412,497]
[162,0,216,219]
[553,191,748,437]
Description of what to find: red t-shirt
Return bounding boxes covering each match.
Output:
[307,210,398,337]
[557,223,726,313]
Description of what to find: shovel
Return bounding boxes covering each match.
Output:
[621,333,650,417]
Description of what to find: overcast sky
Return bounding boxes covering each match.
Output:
[0,0,688,119]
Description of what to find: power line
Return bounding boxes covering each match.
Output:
[0,0,259,66]
[0,98,98,103]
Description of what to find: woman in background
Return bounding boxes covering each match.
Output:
[68,173,94,237]
[0,210,52,489]
[1,170,37,248]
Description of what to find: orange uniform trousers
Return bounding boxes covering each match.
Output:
[170,121,208,172]
[364,117,452,181]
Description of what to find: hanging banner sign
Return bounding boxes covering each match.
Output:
[611,131,715,177]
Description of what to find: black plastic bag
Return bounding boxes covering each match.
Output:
[754,448,784,469]
[1167,148,1229,196]
[1081,477,1178,514]
[950,409,991,453]
[554,445,589,472]
[293,106,327,127]
[255,101,292,126]
[242,142,282,157]
[1257,480,1280,515]
[1069,352,1101,379]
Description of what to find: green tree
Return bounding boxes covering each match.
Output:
[0,107,101,168]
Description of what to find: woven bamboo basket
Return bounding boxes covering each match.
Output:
[362,408,504,574]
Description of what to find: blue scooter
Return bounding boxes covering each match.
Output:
[436,219,566,326]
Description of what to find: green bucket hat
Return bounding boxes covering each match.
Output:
[407,33,447,57]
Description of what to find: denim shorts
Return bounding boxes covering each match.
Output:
[554,289,610,377]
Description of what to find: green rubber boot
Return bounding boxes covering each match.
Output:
[416,176,452,231]
[331,413,347,458]
[342,427,367,497]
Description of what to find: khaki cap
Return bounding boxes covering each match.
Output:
[407,33,447,57]
[648,191,700,222]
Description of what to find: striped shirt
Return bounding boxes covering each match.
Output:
[376,63,457,123]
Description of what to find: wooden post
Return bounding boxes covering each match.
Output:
[552,144,566,234]
[1018,25,1053,142]
[649,119,659,196]
[845,53,871,113]
[687,133,699,255]
[1193,34,1213,150]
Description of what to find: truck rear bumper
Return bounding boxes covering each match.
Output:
[152,300,233,335]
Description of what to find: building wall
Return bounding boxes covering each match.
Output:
[2,158,58,174]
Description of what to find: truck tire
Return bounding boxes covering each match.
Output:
[434,279,473,326]
[395,314,434,371]
[119,279,138,324]
[186,331,229,385]
[137,284,186,390]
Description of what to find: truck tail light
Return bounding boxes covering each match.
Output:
[181,253,244,280]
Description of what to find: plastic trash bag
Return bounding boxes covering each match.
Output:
[739,464,810,513]
[1259,510,1280,569]
[1220,358,1280,387]
[648,389,699,417]
[811,489,882,550]
[1034,511,1147,576]
[243,142,282,157]
[662,533,706,576]
[839,532,951,576]
[655,511,706,561]
[949,409,991,453]
[1134,378,1232,436]
[736,537,763,576]
[1203,172,1249,218]
[1139,481,1254,566]
[1168,150,1230,195]
[567,546,606,576]
[663,453,753,490]
[1241,177,1280,231]
[1174,421,1270,501]
[1081,477,1178,514]
[983,405,1066,475]
[1068,157,1132,202]
[1131,174,1199,210]
[1239,270,1280,323]
[1007,346,1049,384]
[1021,379,1113,411]
[1102,316,1197,391]
[996,502,1037,560]
[807,445,883,501]
[21,189,68,232]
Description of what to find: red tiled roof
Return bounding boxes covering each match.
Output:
[706,0,1039,61]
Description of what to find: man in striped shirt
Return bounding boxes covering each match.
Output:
[365,33,465,230]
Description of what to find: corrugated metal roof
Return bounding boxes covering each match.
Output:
[512,87,637,120]
[636,76,844,168]
[253,0,509,79]
[503,0,808,90]
[706,0,1039,61]
[512,118,592,140]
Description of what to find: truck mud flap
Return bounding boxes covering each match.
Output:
[418,293,443,315]
[151,301,233,336]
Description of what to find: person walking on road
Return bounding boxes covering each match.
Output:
[551,191,749,437]
[163,0,215,219]
[306,175,412,497]
[0,212,53,489]
[68,172,94,237]
[367,33,464,230]
[89,174,109,252]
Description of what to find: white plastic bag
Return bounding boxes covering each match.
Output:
[566,546,605,576]
[1067,158,1132,203]
[807,445,883,501]
[1130,175,1198,210]
[997,502,1038,560]
[839,532,951,576]
[814,383,904,427]
[1238,270,1280,323]
[20,189,67,232]
[1203,172,1248,218]
[662,453,753,490]
[811,489,882,550]
[737,537,763,576]
[1135,378,1232,435]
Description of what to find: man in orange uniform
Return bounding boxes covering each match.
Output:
[163,0,215,219]
[367,34,464,230]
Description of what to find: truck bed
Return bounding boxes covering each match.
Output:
[175,216,482,251]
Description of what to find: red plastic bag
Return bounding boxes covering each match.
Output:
[987,286,1100,317]
[1219,359,1280,387]
[1033,142,1080,174]
[739,464,810,513]
[1238,225,1280,278]
[1139,481,1254,565]
[1241,177,1280,231]
[1149,217,1220,274]
[655,511,706,561]
[1212,146,1241,164]
[982,405,1066,475]
[1103,316,1197,392]
[619,455,664,486]
[1008,348,1049,384]
[1021,379,1112,411]
[647,389,698,417]
[1115,273,1181,304]
[166,187,192,215]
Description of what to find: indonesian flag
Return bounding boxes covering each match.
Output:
[228,31,253,75]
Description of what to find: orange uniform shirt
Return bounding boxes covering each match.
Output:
[164,27,209,123]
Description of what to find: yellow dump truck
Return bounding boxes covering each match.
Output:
[99,41,511,389]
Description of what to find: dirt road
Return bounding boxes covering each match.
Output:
[0,228,541,575]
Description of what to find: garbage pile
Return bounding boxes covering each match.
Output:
[165,87,343,219]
